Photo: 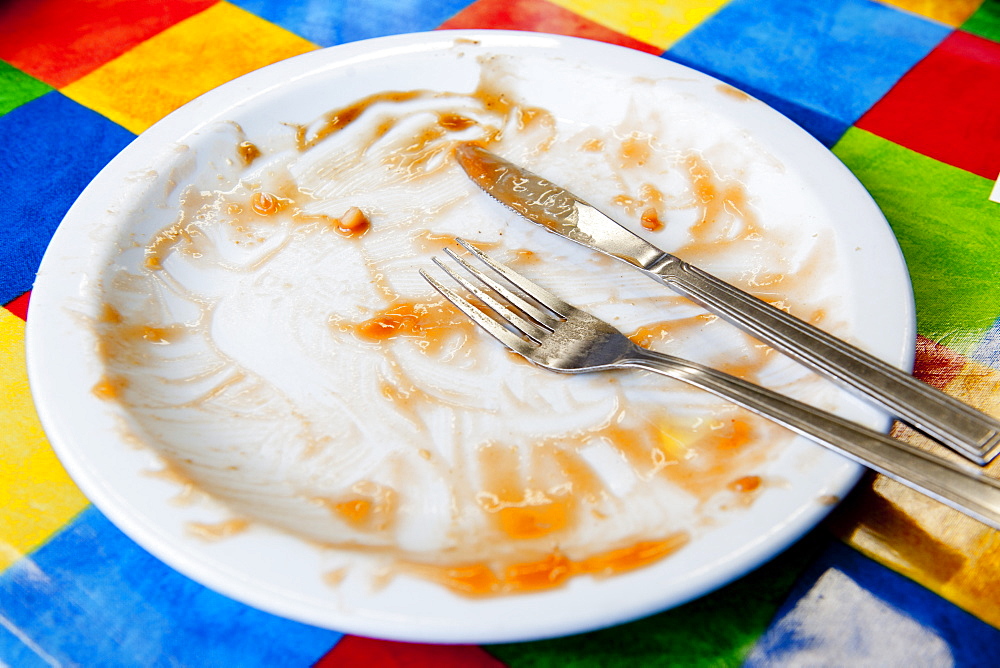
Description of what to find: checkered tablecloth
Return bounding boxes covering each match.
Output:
[2,0,999,665]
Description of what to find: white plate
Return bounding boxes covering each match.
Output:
[26,31,914,643]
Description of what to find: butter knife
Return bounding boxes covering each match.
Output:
[455,144,1000,465]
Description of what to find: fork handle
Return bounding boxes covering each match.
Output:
[647,255,1000,465]
[622,348,1000,531]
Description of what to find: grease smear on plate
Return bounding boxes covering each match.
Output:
[91,52,847,596]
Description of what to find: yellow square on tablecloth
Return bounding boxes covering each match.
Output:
[878,0,983,27]
[833,355,1000,628]
[0,310,89,571]
[61,1,318,134]
[546,0,729,50]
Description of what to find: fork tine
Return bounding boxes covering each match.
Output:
[419,269,535,355]
[431,255,551,341]
[456,238,575,318]
[440,248,560,330]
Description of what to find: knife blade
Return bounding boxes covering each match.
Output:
[455,143,1000,465]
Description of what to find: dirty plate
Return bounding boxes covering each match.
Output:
[26,31,913,643]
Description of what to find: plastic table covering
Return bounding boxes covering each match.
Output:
[2,0,1000,665]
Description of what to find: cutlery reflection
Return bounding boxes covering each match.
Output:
[455,144,1000,465]
[421,240,1000,531]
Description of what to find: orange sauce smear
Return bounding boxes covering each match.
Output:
[438,113,475,131]
[477,443,573,540]
[145,458,202,505]
[386,126,452,173]
[412,230,459,253]
[293,90,426,151]
[317,484,398,532]
[676,152,760,260]
[99,303,122,324]
[95,312,186,363]
[409,230,502,256]
[433,410,763,597]
[290,88,506,153]
[468,76,555,147]
[613,183,667,232]
[142,178,311,266]
[626,313,717,349]
[144,220,199,270]
[407,532,690,596]
[498,502,569,540]
[344,299,474,354]
[659,418,765,500]
[513,248,542,265]
[619,133,653,168]
[475,440,615,542]
[564,403,770,505]
[353,304,433,340]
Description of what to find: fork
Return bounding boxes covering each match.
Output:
[420,239,1000,531]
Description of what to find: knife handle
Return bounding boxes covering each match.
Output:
[649,254,1000,465]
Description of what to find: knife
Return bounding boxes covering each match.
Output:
[455,143,1000,465]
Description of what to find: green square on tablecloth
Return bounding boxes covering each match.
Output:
[962,0,1000,42]
[833,127,1000,355]
[0,61,52,117]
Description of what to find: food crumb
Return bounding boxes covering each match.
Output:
[238,140,261,165]
[728,475,761,493]
[251,191,285,216]
[92,375,127,400]
[323,568,348,586]
[188,518,250,541]
[641,207,663,231]
[716,84,752,102]
[337,206,370,237]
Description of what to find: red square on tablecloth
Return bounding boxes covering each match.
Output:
[314,636,505,667]
[913,335,967,390]
[0,0,218,88]
[439,0,662,55]
[3,291,31,321]
[856,30,1000,181]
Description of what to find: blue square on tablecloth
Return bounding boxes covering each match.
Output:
[0,506,341,667]
[664,0,951,147]
[230,0,476,46]
[744,540,1000,666]
[971,315,1000,371]
[0,91,134,305]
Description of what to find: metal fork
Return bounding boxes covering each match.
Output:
[421,239,1000,530]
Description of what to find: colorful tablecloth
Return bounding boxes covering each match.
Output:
[2,0,999,665]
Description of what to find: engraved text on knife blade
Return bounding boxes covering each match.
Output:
[488,166,663,267]
[489,167,585,240]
